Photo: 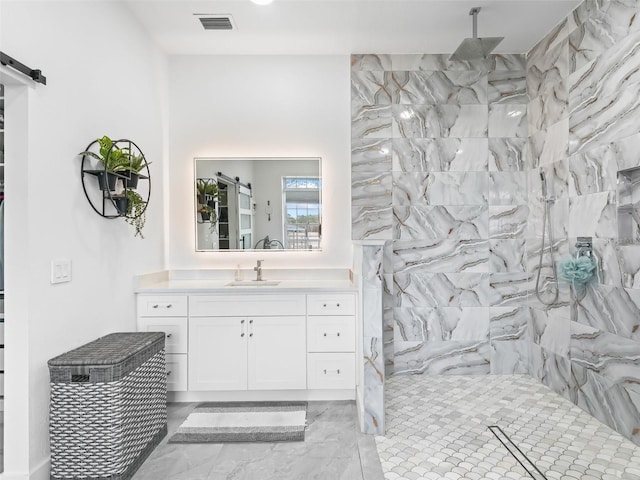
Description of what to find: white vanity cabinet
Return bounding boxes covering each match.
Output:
[136,286,357,400]
[136,295,188,391]
[188,295,307,391]
[306,294,356,389]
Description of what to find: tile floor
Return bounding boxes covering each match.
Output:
[132,401,384,480]
[376,374,640,480]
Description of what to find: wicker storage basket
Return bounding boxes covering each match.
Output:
[48,332,167,480]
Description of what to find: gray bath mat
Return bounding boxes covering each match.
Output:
[168,401,307,443]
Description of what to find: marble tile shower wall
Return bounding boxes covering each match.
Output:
[527,0,640,446]
[351,53,529,379]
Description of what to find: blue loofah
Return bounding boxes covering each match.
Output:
[559,256,596,285]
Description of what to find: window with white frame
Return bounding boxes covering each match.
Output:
[283,177,321,250]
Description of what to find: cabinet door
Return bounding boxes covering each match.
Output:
[188,317,248,391]
[138,317,187,354]
[166,354,188,392]
[247,316,306,390]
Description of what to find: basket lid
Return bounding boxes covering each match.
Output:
[48,332,165,367]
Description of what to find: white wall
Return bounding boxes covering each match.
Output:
[1,2,168,478]
[168,55,352,269]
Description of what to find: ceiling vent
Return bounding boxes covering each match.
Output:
[196,14,235,31]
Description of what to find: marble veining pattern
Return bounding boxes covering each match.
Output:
[568,144,618,196]
[393,172,489,206]
[393,307,489,342]
[352,139,393,173]
[392,104,488,138]
[568,191,617,238]
[488,137,528,171]
[362,245,386,435]
[528,118,569,168]
[392,138,488,172]
[353,52,528,429]
[489,205,529,239]
[393,272,490,307]
[569,30,640,113]
[393,239,489,274]
[394,339,491,375]
[391,70,487,105]
[392,205,488,240]
[487,70,527,104]
[488,104,528,138]
[489,238,526,272]
[377,374,640,479]
[488,172,528,205]
[569,82,640,155]
[352,206,393,240]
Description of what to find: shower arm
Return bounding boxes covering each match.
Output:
[470,7,480,38]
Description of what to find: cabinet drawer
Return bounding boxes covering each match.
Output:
[307,353,355,389]
[137,295,187,317]
[189,294,306,317]
[166,353,188,391]
[307,294,355,316]
[0,323,4,344]
[138,317,187,354]
[307,316,355,353]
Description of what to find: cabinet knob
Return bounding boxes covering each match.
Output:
[152,305,159,309]
[166,371,172,377]
[241,319,245,324]
[337,332,340,337]
[249,319,253,324]
[337,303,340,307]
[166,333,172,338]
[167,304,173,308]
[241,333,245,337]
[249,333,253,337]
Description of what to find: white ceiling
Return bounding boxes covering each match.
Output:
[123,0,581,56]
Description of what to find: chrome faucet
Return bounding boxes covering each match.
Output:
[254,259,264,281]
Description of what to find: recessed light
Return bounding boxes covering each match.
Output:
[251,0,273,5]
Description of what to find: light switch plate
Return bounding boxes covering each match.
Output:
[51,259,71,284]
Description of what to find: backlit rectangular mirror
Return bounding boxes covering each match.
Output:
[195,157,322,252]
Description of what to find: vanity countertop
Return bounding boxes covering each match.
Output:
[135,269,357,293]
[135,278,357,294]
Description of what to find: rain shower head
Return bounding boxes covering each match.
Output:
[449,7,504,62]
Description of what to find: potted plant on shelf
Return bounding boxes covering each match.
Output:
[196,179,219,205]
[79,135,132,191]
[196,179,219,231]
[121,152,151,189]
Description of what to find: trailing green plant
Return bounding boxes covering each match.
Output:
[124,189,148,238]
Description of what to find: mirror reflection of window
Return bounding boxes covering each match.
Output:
[283,177,321,250]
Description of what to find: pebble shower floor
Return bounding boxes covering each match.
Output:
[375,375,640,480]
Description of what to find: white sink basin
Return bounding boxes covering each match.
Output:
[226,280,281,287]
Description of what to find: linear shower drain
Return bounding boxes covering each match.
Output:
[488,425,548,480]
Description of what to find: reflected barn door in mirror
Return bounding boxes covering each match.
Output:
[194,157,322,252]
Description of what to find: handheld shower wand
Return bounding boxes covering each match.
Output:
[540,171,547,198]
[535,170,559,305]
